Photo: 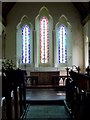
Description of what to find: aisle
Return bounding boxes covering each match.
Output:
[23,104,71,120]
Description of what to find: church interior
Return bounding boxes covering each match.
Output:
[1,1,90,120]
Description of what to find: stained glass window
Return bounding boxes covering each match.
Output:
[58,25,67,63]
[40,16,49,63]
[22,25,30,64]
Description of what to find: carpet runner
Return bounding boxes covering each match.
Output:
[23,104,71,120]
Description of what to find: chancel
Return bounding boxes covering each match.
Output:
[1,1,90,120]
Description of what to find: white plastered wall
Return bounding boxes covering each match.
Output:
[5,2,84,71]
[83,19,90,69]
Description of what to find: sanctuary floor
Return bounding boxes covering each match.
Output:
[26,88,66,104]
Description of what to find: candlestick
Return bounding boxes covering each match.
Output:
[24,57,27,70]
[18,58,20,68]
[25,57,26,63]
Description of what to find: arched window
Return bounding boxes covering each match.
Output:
[35,6,53,67]
[22,25,30,63]
[55,15,72,67]
[58,25,67,63]
[40,16,49,63]
[16,15,33,67]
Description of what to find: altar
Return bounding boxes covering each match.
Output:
[30,71,60,85]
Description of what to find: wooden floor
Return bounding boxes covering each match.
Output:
[26,88,66,105]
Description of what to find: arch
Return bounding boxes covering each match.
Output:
[16,15,33,67]
[35,6,53,67]
[55,15,72,67]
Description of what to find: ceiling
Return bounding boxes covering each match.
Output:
[2,2,16,25]
[2,2,90,26]
[72,2,89,21]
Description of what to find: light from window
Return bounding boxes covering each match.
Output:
[58,25,67,63]
[40,16,49,63]
[22,25,30,64]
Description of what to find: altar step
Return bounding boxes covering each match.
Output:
[26,100,64,105]
[26,85,66,90]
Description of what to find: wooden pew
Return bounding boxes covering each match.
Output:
[11,90,15,120]
[1,97,7,120]
[2,70,13,120]
[17,87,20,119]
[66,70,90,120]
[69,70,90,91]
[2,69,26,120]
[15,69,26,119]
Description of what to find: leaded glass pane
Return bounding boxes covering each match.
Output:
[22,25,30,64]
[40,16,49,63]
[58,25,67,63]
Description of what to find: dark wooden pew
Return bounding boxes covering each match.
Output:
[2,70,13,120]
[69,70,90,91]
[66,70,90,120]
[2,69,26,120]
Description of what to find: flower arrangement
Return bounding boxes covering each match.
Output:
[2,59,15,70]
